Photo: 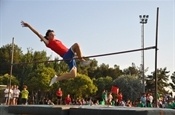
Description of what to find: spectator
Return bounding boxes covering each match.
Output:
[13,85,20,105]
[102,90,107,104]
[86,97,93,105]
[140,93,146,107]
[9,85,14,105]
[107,92,113,105]
[4,85,13,105]
[64,94,71,105]
[21,85,29,105]
[117,92,123,104]
[126,99,132,107]
[56,87,63,105]
[146,93,153,107]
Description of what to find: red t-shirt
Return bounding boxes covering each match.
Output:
[117,94,123,102]
[46,38,68,57]
[56,90,62,97]
[65,97,71,105]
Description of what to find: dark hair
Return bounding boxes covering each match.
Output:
[44,29,54,39]
[23,85,27,89]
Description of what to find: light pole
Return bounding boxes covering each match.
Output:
[139,15,149,93]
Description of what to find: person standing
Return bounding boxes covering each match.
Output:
[56,88,63,105]
[140,93,146,107]
[107,92,113,105]
[21,85,29,105]
[65,94,71,105]
[117,92,123,104]
[4,85,13,105]
[102,90,107,105]
[13,85,21,105]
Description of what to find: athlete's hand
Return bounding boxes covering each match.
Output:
[21,21,30,27]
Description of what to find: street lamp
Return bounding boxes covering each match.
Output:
[139,15,149,93]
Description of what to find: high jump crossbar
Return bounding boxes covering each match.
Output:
[12,45,156,65]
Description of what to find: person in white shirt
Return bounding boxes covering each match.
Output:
[148,93,153,104]
[4,85,13,105]
[107,92,113,105]
[10,85,14,105]
[13,85,21,105]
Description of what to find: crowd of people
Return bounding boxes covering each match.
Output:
[2,86,175,109]
[43,88,175,109]
[3,85,29,105]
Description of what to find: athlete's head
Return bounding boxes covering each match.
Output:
[45,29,55,40]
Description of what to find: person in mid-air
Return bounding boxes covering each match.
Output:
[21,21,90,86]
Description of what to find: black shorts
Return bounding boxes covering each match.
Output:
[57,96,62,99]
[21,98,28,104]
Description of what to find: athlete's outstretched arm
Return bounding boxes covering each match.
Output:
[21,21,49,45]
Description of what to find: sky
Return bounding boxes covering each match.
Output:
[0,0,175,77]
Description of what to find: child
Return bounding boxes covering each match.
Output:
[21,21,90,86]
[21,85,29,105]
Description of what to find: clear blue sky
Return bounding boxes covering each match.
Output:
[0,0,174,76]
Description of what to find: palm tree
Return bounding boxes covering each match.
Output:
[145,68,170,95]
[170,71,175,92]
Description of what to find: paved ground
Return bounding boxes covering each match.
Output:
[1,105,175,115]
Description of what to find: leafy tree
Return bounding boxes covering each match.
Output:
[74,58,94,75]
[88,63,109,79]
[17,49,51,87]
[59,74,97,98]
[31,50,50,69]
[123,63,143,76]
[26,67,56,92]
[112,75,142,101]
[86,59,98,76]
[109,64,123,79]
[0,44,23,75]
[0,74,19,85]
[45,57,68,74]
[93,76,113,96]
[14,48,34,86]
[88,63,122,80]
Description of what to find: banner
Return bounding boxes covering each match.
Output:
[111,86,119,94]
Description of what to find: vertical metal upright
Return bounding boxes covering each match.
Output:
[155,7,159,108]
[8,37,14,105]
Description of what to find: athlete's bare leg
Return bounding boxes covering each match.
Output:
[71,43,85,61]
[56,66,77,81]
[49,67,77,86]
